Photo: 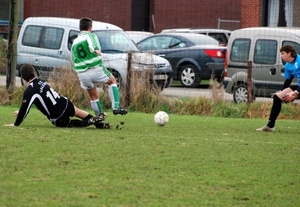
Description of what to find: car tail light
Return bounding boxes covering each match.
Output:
[224,50,228,77]
[204,49,225,59]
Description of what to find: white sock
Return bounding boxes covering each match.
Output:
[90,99,102,116]
[108,84,120,109]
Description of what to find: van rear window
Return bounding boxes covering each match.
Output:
[230,39,250,62]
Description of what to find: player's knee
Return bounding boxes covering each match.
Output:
[106,76,116,85]
[273,94,282,104]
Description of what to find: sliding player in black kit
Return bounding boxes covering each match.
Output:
[4,64,109,129]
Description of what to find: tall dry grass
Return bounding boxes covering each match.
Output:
[127,70,167,113]
[1,64,300,120]
[0,85,25,106]
[47,67,91,108]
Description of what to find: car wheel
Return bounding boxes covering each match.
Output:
[179,64,200,88]
[233,84,255,103]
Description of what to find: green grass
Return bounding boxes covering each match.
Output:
[1,106,300,207]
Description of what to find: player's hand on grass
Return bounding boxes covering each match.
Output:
[13,110,19,116]
[2,111,19,126]
[3,124,15,127]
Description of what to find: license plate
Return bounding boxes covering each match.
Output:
[153,74,167,80]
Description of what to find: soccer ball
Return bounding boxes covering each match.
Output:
[154,111,169,126]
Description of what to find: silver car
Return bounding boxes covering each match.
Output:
[17,17,173,89]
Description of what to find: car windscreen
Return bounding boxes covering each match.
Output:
[93,30,139,53]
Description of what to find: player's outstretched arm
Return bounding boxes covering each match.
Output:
[2,111,20,126]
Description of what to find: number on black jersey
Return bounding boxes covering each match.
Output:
[46,88,60,105]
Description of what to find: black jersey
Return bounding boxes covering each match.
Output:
[14,78,69,126]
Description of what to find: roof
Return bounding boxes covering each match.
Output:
[22,17,122,31]
[125,31,153,35]
[161,28,232,33]
[232,27,300,37]
[152,32,217,39]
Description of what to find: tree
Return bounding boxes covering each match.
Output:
[6,0,19,93]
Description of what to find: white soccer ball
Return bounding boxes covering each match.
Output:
[154,111,169,126]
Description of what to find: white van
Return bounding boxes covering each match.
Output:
[223,27,300,103]
[17,17,173,88]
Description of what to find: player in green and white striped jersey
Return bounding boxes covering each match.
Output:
[71,17,127,120]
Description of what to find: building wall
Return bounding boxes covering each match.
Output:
[2,0,299,37]
[240,0,300,28]
[0,0,24,21]
[23,0,241,33]
[240,0,261,28]
[151,0,241,32]
[293,0,300,26]
[24,0,132,30]
[0,0,24,38]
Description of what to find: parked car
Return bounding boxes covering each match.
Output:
[137,33,226,87]
[125,31,153,43]
[17,17,173,89]
[223,27,300,103]
[161,28,231,45]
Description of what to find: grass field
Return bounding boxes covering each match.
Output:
[170,80,210,87]
[1,106,300,206]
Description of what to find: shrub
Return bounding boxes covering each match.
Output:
[0,37,7,75]
[0,85,25,106]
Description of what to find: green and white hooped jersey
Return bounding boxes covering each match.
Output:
[71,31,103,72]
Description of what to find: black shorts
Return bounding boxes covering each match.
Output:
[53,99,75,127]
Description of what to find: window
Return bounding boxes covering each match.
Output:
[267,0,293,27]
[138,36,174,50]
[68,30,79,50]
[282,41,300,54]
[169,37,186,48]
[22,25,64,50]
[254,40,277,64]
[208,33,228,44]
[137,37,156,51]
[94,30,138,53]
[155,36,173,49]
[41,27,64,49]
[22,26,43,47]
[230,39,251,62]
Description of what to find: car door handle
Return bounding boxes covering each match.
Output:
[158,54,166,57]
[270,68,276,75]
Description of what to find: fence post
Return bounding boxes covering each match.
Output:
[125,52,132,107]
[6,0,19,93]
[247,61,253,105]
